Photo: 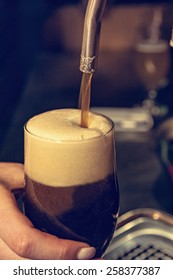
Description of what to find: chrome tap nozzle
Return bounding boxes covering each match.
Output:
[80,0,107,73]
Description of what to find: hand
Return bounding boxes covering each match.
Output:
[0,163,96,260]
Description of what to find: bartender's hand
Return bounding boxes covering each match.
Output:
[0,162,96,260]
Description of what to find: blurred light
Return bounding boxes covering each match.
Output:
[170,26,173,47]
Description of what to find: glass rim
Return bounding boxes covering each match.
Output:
[135,39,169,52]
[24,112,115,144]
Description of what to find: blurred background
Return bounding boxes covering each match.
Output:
[1,0,173,216]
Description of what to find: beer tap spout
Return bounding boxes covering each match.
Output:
[80,0,107,73]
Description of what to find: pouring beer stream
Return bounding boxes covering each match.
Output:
[79,0,107,128]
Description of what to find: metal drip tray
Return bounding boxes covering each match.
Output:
[104,209,173,260]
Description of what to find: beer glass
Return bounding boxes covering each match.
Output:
[24,109,119,258]
[134,39,170,117]
[133,5,171,119]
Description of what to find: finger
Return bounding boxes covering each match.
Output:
[0,184,96,260]
[0,162,24,190]
[0,238,29,260]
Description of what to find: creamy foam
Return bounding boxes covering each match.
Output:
[24,109,115,187]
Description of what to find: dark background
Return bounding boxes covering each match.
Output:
[1,0,173,143]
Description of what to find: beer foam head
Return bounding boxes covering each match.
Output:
[24,109,115,187]
[26,109,112,141]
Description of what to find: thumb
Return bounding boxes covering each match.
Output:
[0,183,96,260]
[0,162,24,190]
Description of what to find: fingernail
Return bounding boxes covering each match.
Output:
[77,247,96,260]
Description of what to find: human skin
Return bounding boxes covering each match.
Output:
[0,162,96,260]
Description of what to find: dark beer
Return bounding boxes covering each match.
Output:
[24,109,119,257]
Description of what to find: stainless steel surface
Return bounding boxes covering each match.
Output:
[104,208,173,260]
[91,107,154,132]
[80,0,107,73]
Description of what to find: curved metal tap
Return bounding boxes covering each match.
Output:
[80,0,107,73]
